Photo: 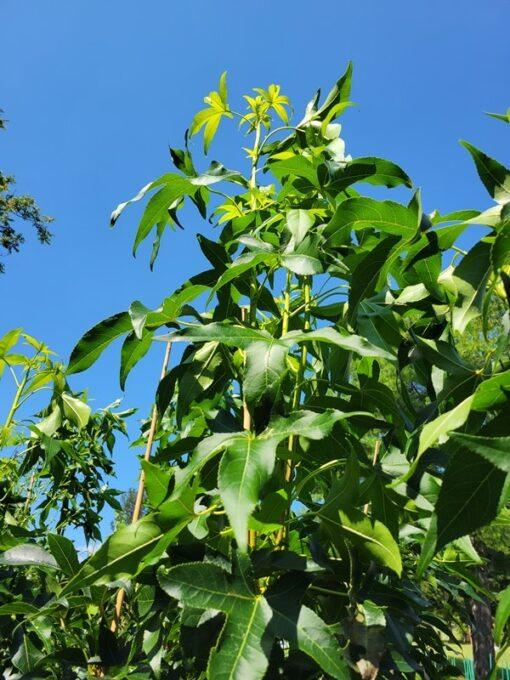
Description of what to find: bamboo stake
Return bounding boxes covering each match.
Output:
[23,473,36,515]
[110,341,172,633]
[241,307,257,551]
[276,277,310,547]
[358,441,382,680]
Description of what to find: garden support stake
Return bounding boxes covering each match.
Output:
[110,340,172,633]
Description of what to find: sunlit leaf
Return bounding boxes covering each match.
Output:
[67,312,132,375]
[461,140,510,203]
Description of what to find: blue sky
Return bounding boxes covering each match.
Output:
[1,0,509,531]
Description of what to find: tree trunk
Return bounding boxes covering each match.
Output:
[469,544,495,680]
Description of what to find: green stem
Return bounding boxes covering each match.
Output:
[281,270,292,336]
[4,369,29,432]
[287,286,346,320]
[259,124,300,150]
[250,122,261,189]
[249,278,257,326]
[452,244,468,256]
[346,543,356,610]
[310,585,349,598]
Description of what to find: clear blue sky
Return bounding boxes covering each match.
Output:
[1,1,509,531]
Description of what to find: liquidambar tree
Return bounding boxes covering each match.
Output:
[2,64,510,679]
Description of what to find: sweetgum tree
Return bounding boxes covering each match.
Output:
[1,65,509,679]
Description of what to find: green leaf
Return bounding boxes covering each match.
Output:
[150,220,166,270]
[0,327,22,356]
[451,240,492,333]
[171,432,241,498]
[237,235,275,253]
[461,140,510,203]
[282,326,396,361]
[337,508,402,576]
[12,634,45,673]
[129,300,150,339]
[325,162,377,194]
[319,454,361,538]
[218,71,228,105]
[133,178,195,254]
[326,157,411,196]
[451,535,483,564]
[413,252,442,297]
[420,415,510,571]
[211,252,277,296]
[316,61,353,119]
[249,490,287,532]
[495,585,510,643]
[266,574,350,679]
[394,283,429,305]
[348,236,400,321]
[191,161,246,187]
[120,330,153,390]
[281,252,323,275]
[173,413,370,519]
[449,432,510,472]
[357,300,402,356]
[435,450,506,550]
[218,435,279,552]
[351,156,412,188]
[487,108,510,123]
[110,179,159,227]
[491,224,510,273]
[194,110,224,154]
[158,562,273,680]
[369,474,400,540]
[159,562,349,680]
[361,600,386,627]
[62,498,194,593]
[67,312,132,375]
[155,283,209,325]
[473,369,510,410]
[269,155,318,187]
[141,460,173,507]
[412,334,475,376]
[34,405,62,437]
[244,340,288,413]
[418,395,474,457]
[137,584,156,618]
[198,232,231,269]
[190,72,233,153]
[176,341,225,423]
[0,544,58,569]
[264,408,372,441]
[61,393,91,429]
[324,196,419,246]
[0,602,40,616]
[347,378,405,427]
[162,322,285,350]
[285,209,313,246]
[47,534,80,576]
[155,364,180,417]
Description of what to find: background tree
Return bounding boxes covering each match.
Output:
[0,111,53,273]
[112,487,140,530]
